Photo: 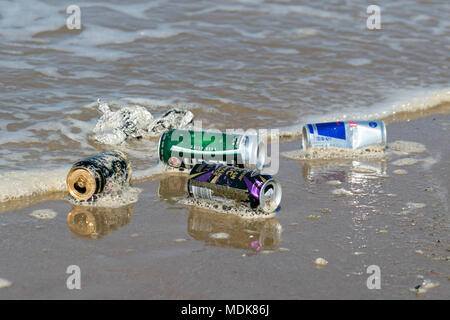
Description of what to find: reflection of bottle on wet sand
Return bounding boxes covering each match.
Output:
[157,174,188,204]
[302,160,387,184]
[67,205,133,239]
[187,207,282,251]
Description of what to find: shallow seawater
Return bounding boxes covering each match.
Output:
[0,114,449,299]
[0,0,449,202]
[0,0,449,299]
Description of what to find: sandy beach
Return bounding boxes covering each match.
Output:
[0,109,448,299]
[1,0,449,305]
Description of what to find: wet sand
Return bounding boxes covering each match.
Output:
[0,112,449,299]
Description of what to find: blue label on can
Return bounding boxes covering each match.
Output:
[369,121,377,128]
[308,124,314,134]
[316,122,346,140]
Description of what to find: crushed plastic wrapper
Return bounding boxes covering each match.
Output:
[147,108,194,136]
[92,99,194,145]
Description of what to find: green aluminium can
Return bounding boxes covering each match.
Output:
[158,129,266,170]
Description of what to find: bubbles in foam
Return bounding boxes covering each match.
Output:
[0,162,164,205]
[410,279,440,295]
[67,186,142,209]
[210,232,230,240]
[282,145,386,161]
[346,58,372,66]
[121,97,174,109]
[29,209,58,220]
[179,198,276,219]
[274,87,450,141]
[391,158,419,166]
[388,141,426,154]
[393,169,408,175]
[352,167,379,174]
[421,156,438,169]
[407,202,426,210]
[0,169,68,203]
[326,180,342,186]
[125,80,154,87]
[384,88,450,117]
[0,278,12,289]
[292,28,319,37]
[332,188,353,196]
[35,67,63,78]
[70,70,108,79]
[314,257,328,267]
[273,48,299,55]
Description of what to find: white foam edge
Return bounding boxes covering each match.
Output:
[264,87,450,141]
[0,163,165,204]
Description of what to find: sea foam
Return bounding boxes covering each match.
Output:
[0,87,448,205]
[272,87,450,140]
[0,169,68,202]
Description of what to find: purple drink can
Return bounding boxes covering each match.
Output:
[302,121,386,150]
[187,163,282,213]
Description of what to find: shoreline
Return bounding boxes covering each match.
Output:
[0,111,449,299]
[0,102,449,212]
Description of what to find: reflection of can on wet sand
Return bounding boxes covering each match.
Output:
[302,121,386,150]
[188,163,282,213]
[187,207,282,250]
[66,150,132,201]
[158,129,266,170]
[67,205,133,239]
[347,160,387,183]
[157,174,188,204]
[302,160,387,184]
[302,160,348,184]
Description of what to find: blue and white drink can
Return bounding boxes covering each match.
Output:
[302,121,386,150]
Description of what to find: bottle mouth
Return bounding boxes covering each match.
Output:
[256,140,266,171]
[259,179,282,213]
[302,125,310,151]
[66,167,97,201]
[157,132,164,162]
[244,134,266,170]
[381,121,387,149]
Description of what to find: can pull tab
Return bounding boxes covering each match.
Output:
[75,177,87,193]
[259,180,282,213]
[67,167,98,201]
[264,186,274,197]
